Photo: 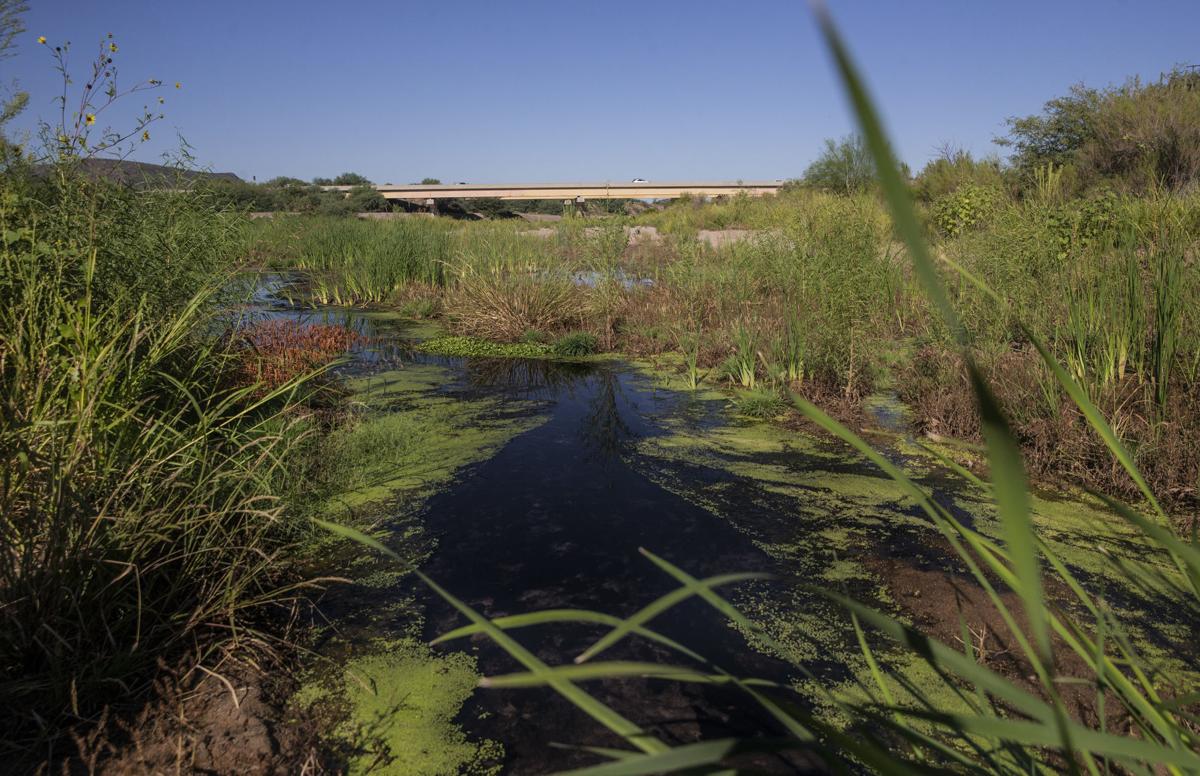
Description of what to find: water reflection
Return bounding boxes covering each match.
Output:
[464,358,637,463]
[464,356,593,395]
[579,369,635,462]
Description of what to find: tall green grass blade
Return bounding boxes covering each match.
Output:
[574,568,771,664]
[966,364,1049,664]
[310,518,400,561]
[480,662,759,689]
[432,609,708,663]
[633,548,794,658]
[894,711,1200,770]
[819,590,1056,723]
[553,738,802,776]
[416,571,670,756]
[811,5,964,347]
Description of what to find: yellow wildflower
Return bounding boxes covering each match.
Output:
[109,42,118,53]
[85,113,95,126]
[37,35,46,44]
[174,82,181,89]
[141,130,150,141]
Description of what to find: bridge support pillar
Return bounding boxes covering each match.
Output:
[574,195,586,217]
[424,198,437,215]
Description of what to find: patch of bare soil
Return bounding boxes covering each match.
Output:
[864,551,1133,733]
[52,660,329,776]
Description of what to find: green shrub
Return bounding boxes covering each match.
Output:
[1002,69,1200,194]
[0,173,314,746]
[733,388,788,418]
[932,183,1003,236]
[802,133,877,194]
[552,331,599,357]
[914,148,1008,202]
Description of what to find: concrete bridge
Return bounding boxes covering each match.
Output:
[324,180,784,206]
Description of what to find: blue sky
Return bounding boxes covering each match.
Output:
[5,1,1198,183]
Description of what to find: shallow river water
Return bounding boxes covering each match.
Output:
[246,279,1194,774]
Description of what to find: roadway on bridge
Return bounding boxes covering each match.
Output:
[324,180,784,201]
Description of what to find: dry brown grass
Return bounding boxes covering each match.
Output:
[902,344,1200,518]
[443,269,586,341]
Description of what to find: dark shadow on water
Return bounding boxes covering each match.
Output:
[253,279,1193,774]
[410,361,822,772]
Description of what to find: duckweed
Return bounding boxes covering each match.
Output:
[418,335,553,359]
[296,639,502,776]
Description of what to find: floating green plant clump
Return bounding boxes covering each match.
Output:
[418,333,607,360]
[418,335,553,359]
[294,639,502,776]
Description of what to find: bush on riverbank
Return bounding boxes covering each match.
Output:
[0,170,325,759]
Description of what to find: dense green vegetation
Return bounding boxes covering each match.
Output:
[4,3,1200,773]
[252,169,1200,515]
[333,14,1200,772]
[0,168,332,758]
[0,21,353,765]
[999,68,1200,193]
[203,175,394,214]
[199,173,626,220]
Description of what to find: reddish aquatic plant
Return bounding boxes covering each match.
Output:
[233,319,364,392]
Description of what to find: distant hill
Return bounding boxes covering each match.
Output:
[36,158,243,189]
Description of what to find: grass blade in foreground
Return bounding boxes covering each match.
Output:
[310,8,1199,771]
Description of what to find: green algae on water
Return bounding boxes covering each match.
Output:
[295,639,502,775]
[343,363,453,405]
[418,335,554,359]
[320,365,547,518]
[630,391,1200,719]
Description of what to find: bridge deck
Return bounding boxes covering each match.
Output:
[323,181,783,200]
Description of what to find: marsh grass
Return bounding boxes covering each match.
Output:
[445,263,585,342]
[722,324,759,389]
[0,173,327,755]
[324,7,1200,771]
[252,215,452,303]
[734,388,789,419]
[677,328,710,390]
[767,313,807,386]
[552,331,599,357]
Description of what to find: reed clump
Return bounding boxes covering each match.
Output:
[0,171,322,755]
[444,264,586,341]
